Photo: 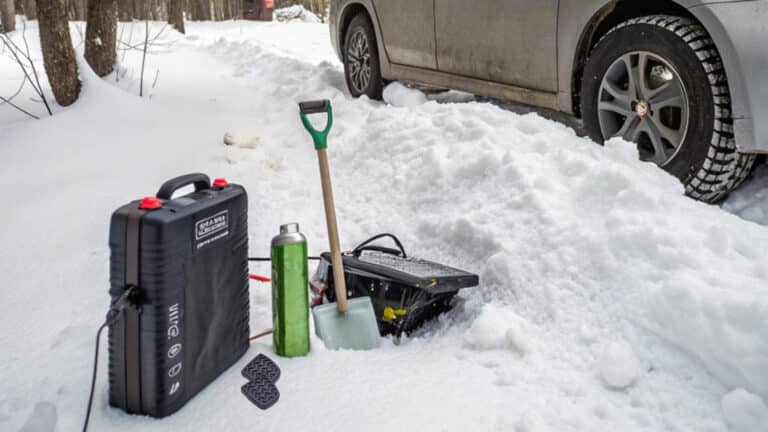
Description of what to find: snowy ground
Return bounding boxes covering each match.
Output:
[2,16,768,432]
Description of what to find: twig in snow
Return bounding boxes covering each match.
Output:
[20,19,51,115]
[0,95,40,120]
[116,23,126,83]
[0,75,29,105]
[119,21,135,65]
[0,19,51,118]
[139,20,149,97]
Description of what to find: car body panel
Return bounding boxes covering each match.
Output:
[329,0,768,153]
[371,0,437,69]
[435,0,559,92]
[689,1,768,153]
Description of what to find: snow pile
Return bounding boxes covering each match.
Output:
[721,389,768,432]
[382,82,428,108]
[597,341,642,390]
[1,18,767,432]
[274,5,322,23]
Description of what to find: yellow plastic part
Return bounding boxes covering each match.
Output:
[382,307,407,322]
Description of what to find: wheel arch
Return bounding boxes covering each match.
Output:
[570,0,697,118]
[336,1,390,75]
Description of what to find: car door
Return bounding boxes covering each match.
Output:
[372,0,437,70]
[435,0,559,92]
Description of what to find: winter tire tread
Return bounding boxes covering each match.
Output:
[585,14,755,203]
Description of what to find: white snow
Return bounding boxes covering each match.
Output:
[721,389,768,432]
[597,341,642,390]
[382,82,428,108]
[464,303,534,355]
[1,16,768,432]
[274,5,322,23]
[723,164,768,226]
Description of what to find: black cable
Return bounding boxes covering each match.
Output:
[353,233,407,258]
[248,256,321,262]
[83,287,137,432]
[249,233,407,262]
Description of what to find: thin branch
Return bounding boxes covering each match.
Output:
[0,75,29,105]
[2,32,32,63]
[139,20,149,97]
[117,39,175,51]
[20,19,51,115]
[0,95,40,120]
[120,21,135,64]
[0,37,36,88]
[116,23,127,83]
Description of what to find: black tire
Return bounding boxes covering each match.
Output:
[581,15,756,203]
[343,14,384,100]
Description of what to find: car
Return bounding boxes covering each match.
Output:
[328,0,767,203]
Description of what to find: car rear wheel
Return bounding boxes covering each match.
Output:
[343,14,383,100]
[581,15,756,203]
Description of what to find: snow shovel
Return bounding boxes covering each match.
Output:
[299,100,380,351]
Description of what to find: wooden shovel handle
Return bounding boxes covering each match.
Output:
[317,149,348,313]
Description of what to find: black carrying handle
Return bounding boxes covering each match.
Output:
[156,173,211,200]
[352,233,407,258]
[299,100,329,114]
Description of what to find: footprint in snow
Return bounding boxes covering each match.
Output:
[222,133,284,170]
[223,132,261,149]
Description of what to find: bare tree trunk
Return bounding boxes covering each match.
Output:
[24,0,35,18]
[0,0,15,32]
[66,0,85,20]
[85,0,117,77]
[211,0,219,20]
[220,0,232,19]
[168,0,184,33]
[13,0,23,14]
[132,0,146,20]
[184,0,195,20]
[117,0,131,21]
[194,0,210,20]
[38,0,79,106]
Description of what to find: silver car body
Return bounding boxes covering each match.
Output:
[329,0,768,153]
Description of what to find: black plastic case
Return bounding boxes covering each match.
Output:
[311,245,478,339]
[108,174,249,418]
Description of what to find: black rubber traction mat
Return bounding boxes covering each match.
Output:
[241,377,280,410]
[241,354,281,383]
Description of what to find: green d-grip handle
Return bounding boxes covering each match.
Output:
[299,100,333,150]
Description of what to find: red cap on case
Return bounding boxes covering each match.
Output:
[213,178,229,187]
[139,196,162,209]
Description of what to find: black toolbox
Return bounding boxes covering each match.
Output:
[108,174,249,418]
[310,234,479,340]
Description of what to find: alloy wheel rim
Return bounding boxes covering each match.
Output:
[347,29,371,93]
[597,51,690,167]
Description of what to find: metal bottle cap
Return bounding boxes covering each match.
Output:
[272,223,306,246]
[280,223,300,234]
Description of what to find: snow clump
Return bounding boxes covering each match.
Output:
[597,340,642,390]
[721,389,768,432]
[383,82,428,108]
[464,304,533,355]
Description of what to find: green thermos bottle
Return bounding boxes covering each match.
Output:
[271,223,310,357]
